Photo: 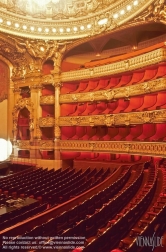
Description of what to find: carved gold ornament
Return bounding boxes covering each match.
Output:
[60,140,166,157]
[0,0,153,39]
[40,140,54,149]
[39,117,55,127]
[16,140,30,149]
[54,126,61,139]
[59,109,166,127]
[40,95,55,105]
[41,74,54,85]
[60,78,166,104]
[61,47,166,82]
[12,98,34,118]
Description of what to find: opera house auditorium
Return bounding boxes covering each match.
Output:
[0,0,166,251]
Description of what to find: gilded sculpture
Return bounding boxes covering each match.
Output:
[135,0,166,22]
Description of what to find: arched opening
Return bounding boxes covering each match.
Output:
[17,107,30,140]
[42,60,54,75]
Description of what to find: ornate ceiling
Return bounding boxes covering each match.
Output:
[0,0,158,39]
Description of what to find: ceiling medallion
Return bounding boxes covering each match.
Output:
[0,0,157,39]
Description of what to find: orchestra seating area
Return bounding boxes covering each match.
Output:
[0,159,165,252]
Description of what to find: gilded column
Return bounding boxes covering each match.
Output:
[30,84,42,141]
[8,79,15,158]
[30,84,42,159]
[54,82,62,160]
[12,87,21,141]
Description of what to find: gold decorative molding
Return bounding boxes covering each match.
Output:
[35,119,42,140]
[59,109,166,127]
[30,84,42,90]
[12,98,34,119]
[13,139,166,157]
[134,0,166,23]
[13,73,42,87]
[0,0,153,39]
[60,77,166,104]
[40,95,55,105]
[54,82,62,89]
[41,74,54,85]
[54,126,61,140]
[39,117,55,127]
[61,47,166,82]
[13,87,21,93]
[39,140,54,150]
[15,140,30,149]
[59,140,166,157]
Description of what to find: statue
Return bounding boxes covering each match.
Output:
[46,40,71,73]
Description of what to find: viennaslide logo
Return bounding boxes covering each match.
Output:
[136,232,163,251]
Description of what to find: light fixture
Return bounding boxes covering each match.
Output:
[38,27,42,32]
[30,26,34,31]
[87,24,92,29]
[120,10,125,15]
[73,27,78,31]
[113,13,118,19]
[52,28,56,32]
[66,28,70,32]
[0,139,12,161]
[23,25,27,30]
[59,28,64,33]
[98,18,108,25]
[15,23,19,28]
[80,25,85,30]
[127,5,132,10]
[45,28,49,32]
[133,0,138,5]
[40,46,45,51]
[0,18,3,23]
[7,21,11,26]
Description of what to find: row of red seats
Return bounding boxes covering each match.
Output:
[61,123,166,142]
[82,165,157,252]
[60,91,166,116]
[61,63,166,94]
[60,152,151,164]
[118,168,166,252]
[17,166,130,248]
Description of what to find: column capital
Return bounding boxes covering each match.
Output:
[30,84,43,90]
[53,82,62,89]
[13,87,21,93]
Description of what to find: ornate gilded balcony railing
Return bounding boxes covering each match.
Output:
[59,109,166,127]
[40,95,55,105]
[38,140,54,149]
[60,78,166,104]
[61,47,166,82]
[39,117,55,127]
[14,140,30,149]
[14,139,166,157]
[14,140,54,150]
[41,75,54,85]
[60,140,166,157]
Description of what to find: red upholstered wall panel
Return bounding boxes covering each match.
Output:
[0,60,9,102]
